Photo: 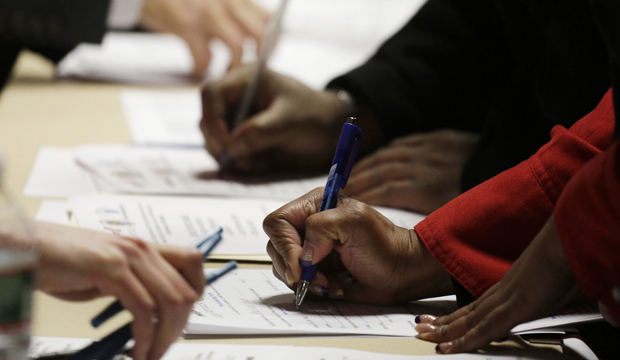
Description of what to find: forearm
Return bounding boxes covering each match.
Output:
[415,90,615,297]
[327,0,508,142]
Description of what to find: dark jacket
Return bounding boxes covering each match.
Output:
[329,0,611,191]
[0,0,110,87]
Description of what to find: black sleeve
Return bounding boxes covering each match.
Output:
[0,0,111,49]
[327,0,512,142]
[0,0,111,90]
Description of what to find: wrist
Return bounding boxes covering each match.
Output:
[394,229,454,302]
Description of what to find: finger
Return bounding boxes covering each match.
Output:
[154,244,205,295]
[351,147,414,174]
[118,240,198,360]
[301,198,364,267]
[351,180,435,213]
[226,99,292,159]
[263,188,326,279]
[94,267,155,360]
[226,0,270,41]
[438,305,519,354]
[203,1,245,69]
[345,163,414,198]
[183,31,212,75]
[201,86,233,159]
[47,288,103,302]
[266,241,288,283]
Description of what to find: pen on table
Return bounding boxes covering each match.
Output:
[295,117,363,310]
[218,0,289,173]
[91,227,223,328]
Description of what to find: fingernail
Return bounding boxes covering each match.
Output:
[286,267,295,287]
[337,271,356,288]
[416,314,436,324]
[436,342,453,354]
[310,284,329,298]
[228,139,249,157]
[328,288,344,300]
[415,323,436,334]
[300,243,314,267]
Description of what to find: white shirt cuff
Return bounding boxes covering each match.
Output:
[107,0,145,29]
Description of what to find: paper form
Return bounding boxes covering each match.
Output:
[29,337,289,360]
[35,201,73,226]
[69,194,427,259]
[186,269,448,337]
[57,1,424,87]
[30,336,574,360]
[189,268,600,337]
[24,147,101,197]
[69,194,286,257]
[57,33,251,85]
[511,302,602,334]
[120,89,204,146]
[74,144,328,200]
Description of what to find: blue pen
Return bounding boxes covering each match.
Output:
[92,227,223,327]
[295,117,363,309]
[206,260,238,284]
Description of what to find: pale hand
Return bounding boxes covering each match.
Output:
[32,222,205,360]
[141,0,270,75]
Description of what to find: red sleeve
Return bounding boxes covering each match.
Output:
[555,140,620,325]
[414,89,616,298]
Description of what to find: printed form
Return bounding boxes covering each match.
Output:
[69,194,426,257]
[74,144,328,200]
[30,336,572,360]
[186,269,453,337]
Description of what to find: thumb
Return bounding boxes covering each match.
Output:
[226,100,293,158]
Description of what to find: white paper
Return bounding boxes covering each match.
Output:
[30,336,571,360]
[57,34,251,85]
[120,89,204,146]
[563,338,598,360]
[57,0,425,87]
[35,201,72,226]
[511,302,603,334]
[74,144,327,200]
[69,194,426,257]
[29,337,289,360]
[187,269,448,337]
[24,147,99,197]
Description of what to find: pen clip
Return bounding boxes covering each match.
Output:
[340,126,363,189]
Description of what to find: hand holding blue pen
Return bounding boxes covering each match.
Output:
[295,117,363,309]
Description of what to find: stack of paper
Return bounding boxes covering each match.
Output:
[189,269,601,338]
[29,336,579,360]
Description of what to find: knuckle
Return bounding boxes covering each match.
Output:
[463,313,479,330]
[164,293,187,307]
[186,248,204,266]
[137,297,157,313]
[97,248,129,271]
[435,325,448,339]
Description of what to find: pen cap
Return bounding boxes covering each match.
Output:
[337,122,363,188]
